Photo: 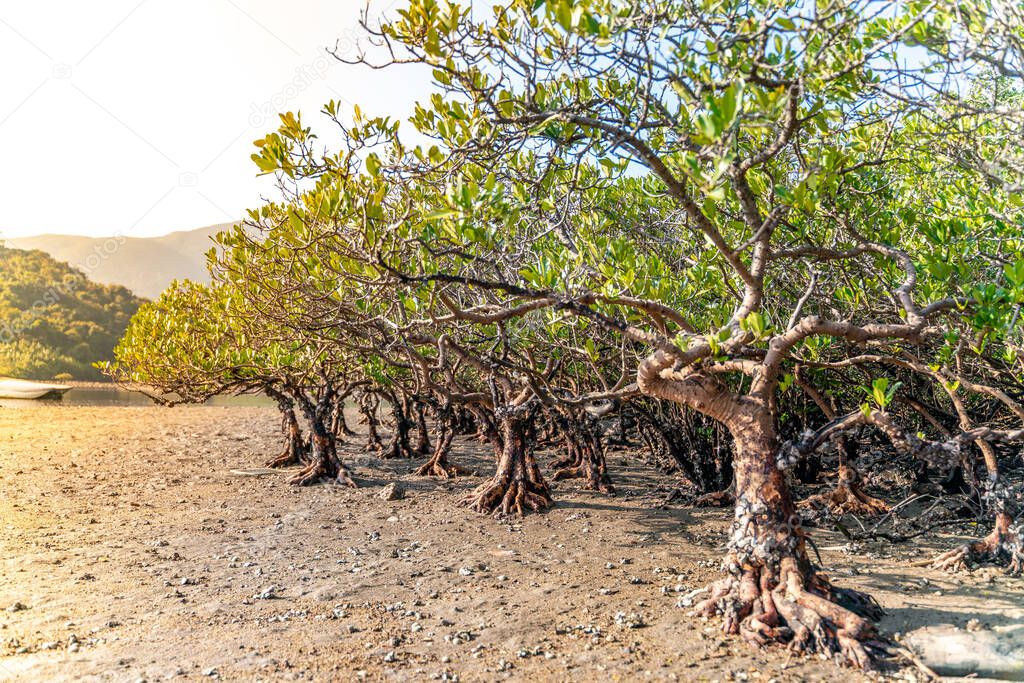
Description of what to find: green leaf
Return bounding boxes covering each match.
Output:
[365,153,381,177]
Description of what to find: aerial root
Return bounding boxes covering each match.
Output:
[287,459,357,488]
[800,465,889,516]
[415,456,474,479]
[693,490,735,507]
[931,522,1023,575]
[691,559,885,669]
[265,448,299,468]
[552,465,615,494]
[461,477,552,517]
[265,434,307,469]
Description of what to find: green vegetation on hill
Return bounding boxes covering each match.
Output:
[6,223,230,299]
[0,246,144,380]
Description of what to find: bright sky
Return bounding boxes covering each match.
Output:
[0,0,430,239]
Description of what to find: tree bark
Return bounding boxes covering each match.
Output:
[415,407,473,478]
[692,418,884,668]
[412,400,432,456]
[265,406,307,468]
[633,401,732,496]
[331,397,356,437]
[461,410,552,516]
[551,412,614,494]
[380,391,415,459]
[799,464,889,516]
[289,390,357,488]
[358,392,384,453]
[792,368,886,514]
[637,352,883,667]
[933,464,1023,574]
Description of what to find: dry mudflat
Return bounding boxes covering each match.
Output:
[1,405,1022,682]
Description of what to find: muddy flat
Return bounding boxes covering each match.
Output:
[1,406,1022,682]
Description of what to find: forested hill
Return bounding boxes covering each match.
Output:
[0,246,144,380]
[6,223,231,299]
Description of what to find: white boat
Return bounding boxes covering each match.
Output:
[0,378,72,400]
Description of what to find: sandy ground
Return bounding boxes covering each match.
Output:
[1,405,1023,682]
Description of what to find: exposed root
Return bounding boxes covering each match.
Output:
[265,448,301,469]
[287,435,357,488]
[461,415,552,516]
[800,466,889,516]
[287,459,357,488]
[552,463,615,493]
[262,448,299,471]
[692,557,886,669]
[549,411,615,493]
[265,409,307,468]
[462,475,552,516]
[931,512,1023,575]
[693,490,735,507]
[415,449,474,479]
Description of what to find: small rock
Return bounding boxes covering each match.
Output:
[613,611,646,629]
[379,483,405,501]
[254,586,279,600]
[7,602,28,613]
[965,618,990,632]
[383,650,397,663]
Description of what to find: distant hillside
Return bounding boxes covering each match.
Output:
[0,246,145,380]
[6,222,233,299]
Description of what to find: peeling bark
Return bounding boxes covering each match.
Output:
[693,426,885,668]
[637,352,884,667]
